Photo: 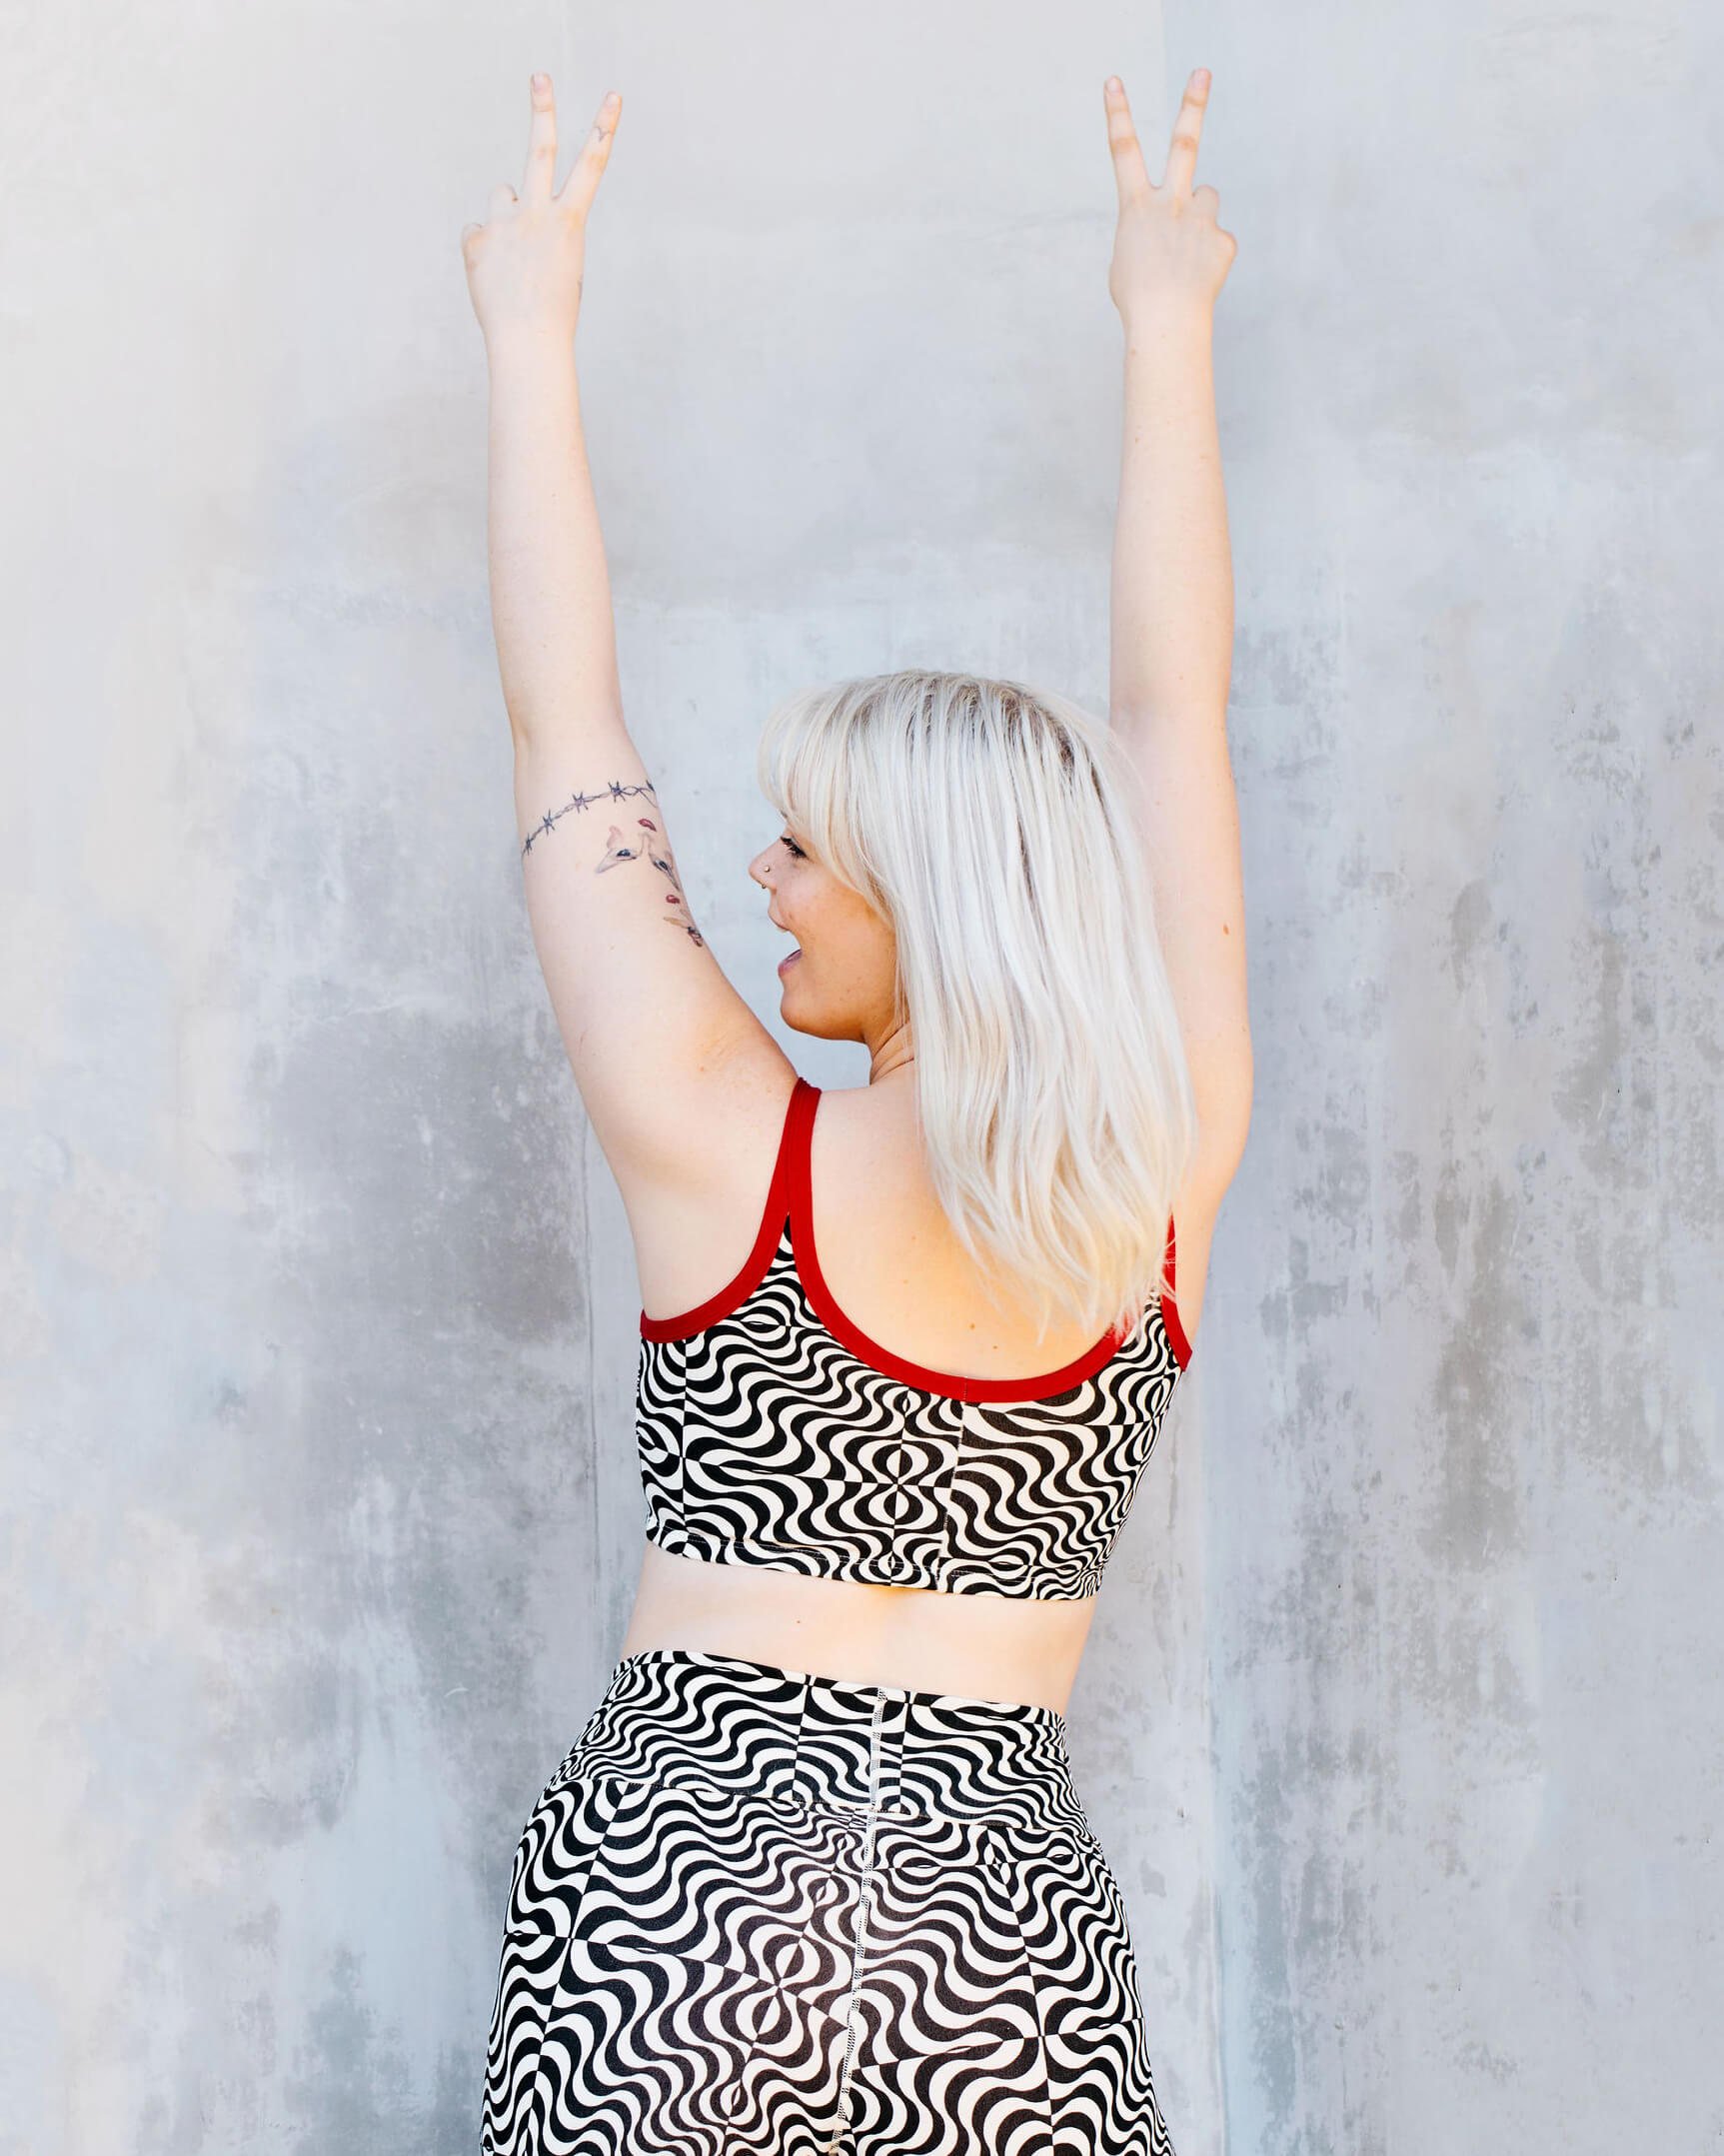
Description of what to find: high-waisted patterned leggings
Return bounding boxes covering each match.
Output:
[483,1648,1175,2156]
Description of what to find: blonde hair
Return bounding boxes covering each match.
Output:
[756,669,1197,1341]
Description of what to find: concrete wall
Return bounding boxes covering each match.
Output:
[1,2,1717,2152]
[1195,5,1724,2149]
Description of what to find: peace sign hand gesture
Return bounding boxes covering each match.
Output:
[461,74,622,350]
[1105,71,1237,326]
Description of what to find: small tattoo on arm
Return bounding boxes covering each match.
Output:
[593,816,707,948]
[522,778,658,858]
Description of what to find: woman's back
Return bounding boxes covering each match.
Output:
[635,1067,1213,1386]
[624,1070,1196,1706]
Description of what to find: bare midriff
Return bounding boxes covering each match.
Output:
[620,1542,1098,1715]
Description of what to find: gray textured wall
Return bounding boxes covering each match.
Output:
[2,3,1718,2153]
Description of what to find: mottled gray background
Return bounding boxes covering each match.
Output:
[3,0,1720,2150]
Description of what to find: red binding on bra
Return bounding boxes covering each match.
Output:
[641,1077,1191,1385]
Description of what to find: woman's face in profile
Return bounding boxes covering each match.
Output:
[749,833,898,1046]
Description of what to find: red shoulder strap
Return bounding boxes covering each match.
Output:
[783,1076,821,1237]
[639,1078,816,1341]
[1159,1215,1192,1370]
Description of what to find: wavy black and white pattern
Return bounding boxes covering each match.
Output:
[638,1229,1184,1601]
[484,1650,1176,2156]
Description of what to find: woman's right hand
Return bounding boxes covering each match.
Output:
[461,74,622,350]
[1104,71,1236,327]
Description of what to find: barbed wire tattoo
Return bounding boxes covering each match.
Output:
[521,778,659,858]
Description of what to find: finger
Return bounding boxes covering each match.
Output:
[1103,76,1152,209]
[488,180,518,220]
[1159,68,1210,196]
[522,72,558,204]
[557,90,623,218]
[460,221,483,263]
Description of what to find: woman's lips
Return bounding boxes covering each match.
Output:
[777,948,802,975]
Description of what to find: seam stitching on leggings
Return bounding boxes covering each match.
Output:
[826,1690,887,2156]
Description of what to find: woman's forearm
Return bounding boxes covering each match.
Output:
[1108,306,1234,729]
[486,331,625,752]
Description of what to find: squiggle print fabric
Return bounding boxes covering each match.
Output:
[484,1649,1177,2156]
[637,1078,1187,1601]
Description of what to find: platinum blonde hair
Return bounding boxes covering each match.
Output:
[756,669,1197,1341]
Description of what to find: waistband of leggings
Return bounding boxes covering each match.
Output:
[555,1647,1084,1825]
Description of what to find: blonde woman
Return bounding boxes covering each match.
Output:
[462,62,1246,2156]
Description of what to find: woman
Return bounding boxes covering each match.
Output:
[461,61,1246,2156]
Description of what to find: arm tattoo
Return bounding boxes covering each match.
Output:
[521,778,659,858]
[523,779,705,947]
[596,817,706,946]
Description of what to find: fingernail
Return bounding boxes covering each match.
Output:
[1105,75,1123,92]
[1194,68,1210,86]
[532,71,548,90]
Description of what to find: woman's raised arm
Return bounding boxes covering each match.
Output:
[1103,71,1253,1257]
[462,76,789,1204]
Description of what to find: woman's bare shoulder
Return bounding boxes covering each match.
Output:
[626,1036,803,1322]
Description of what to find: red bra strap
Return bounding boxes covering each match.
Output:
[781,1077,821,1218]
[1159,1214,1192,1369]
[783,1076,821,1239]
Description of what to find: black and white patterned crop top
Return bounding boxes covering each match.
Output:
[636,1077,1191,1602]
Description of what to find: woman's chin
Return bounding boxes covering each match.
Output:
[778,979,814,1031]
[777,983,846,1044]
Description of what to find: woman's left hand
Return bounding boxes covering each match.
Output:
[461,73,622,351]
[1105,71,1237,327]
